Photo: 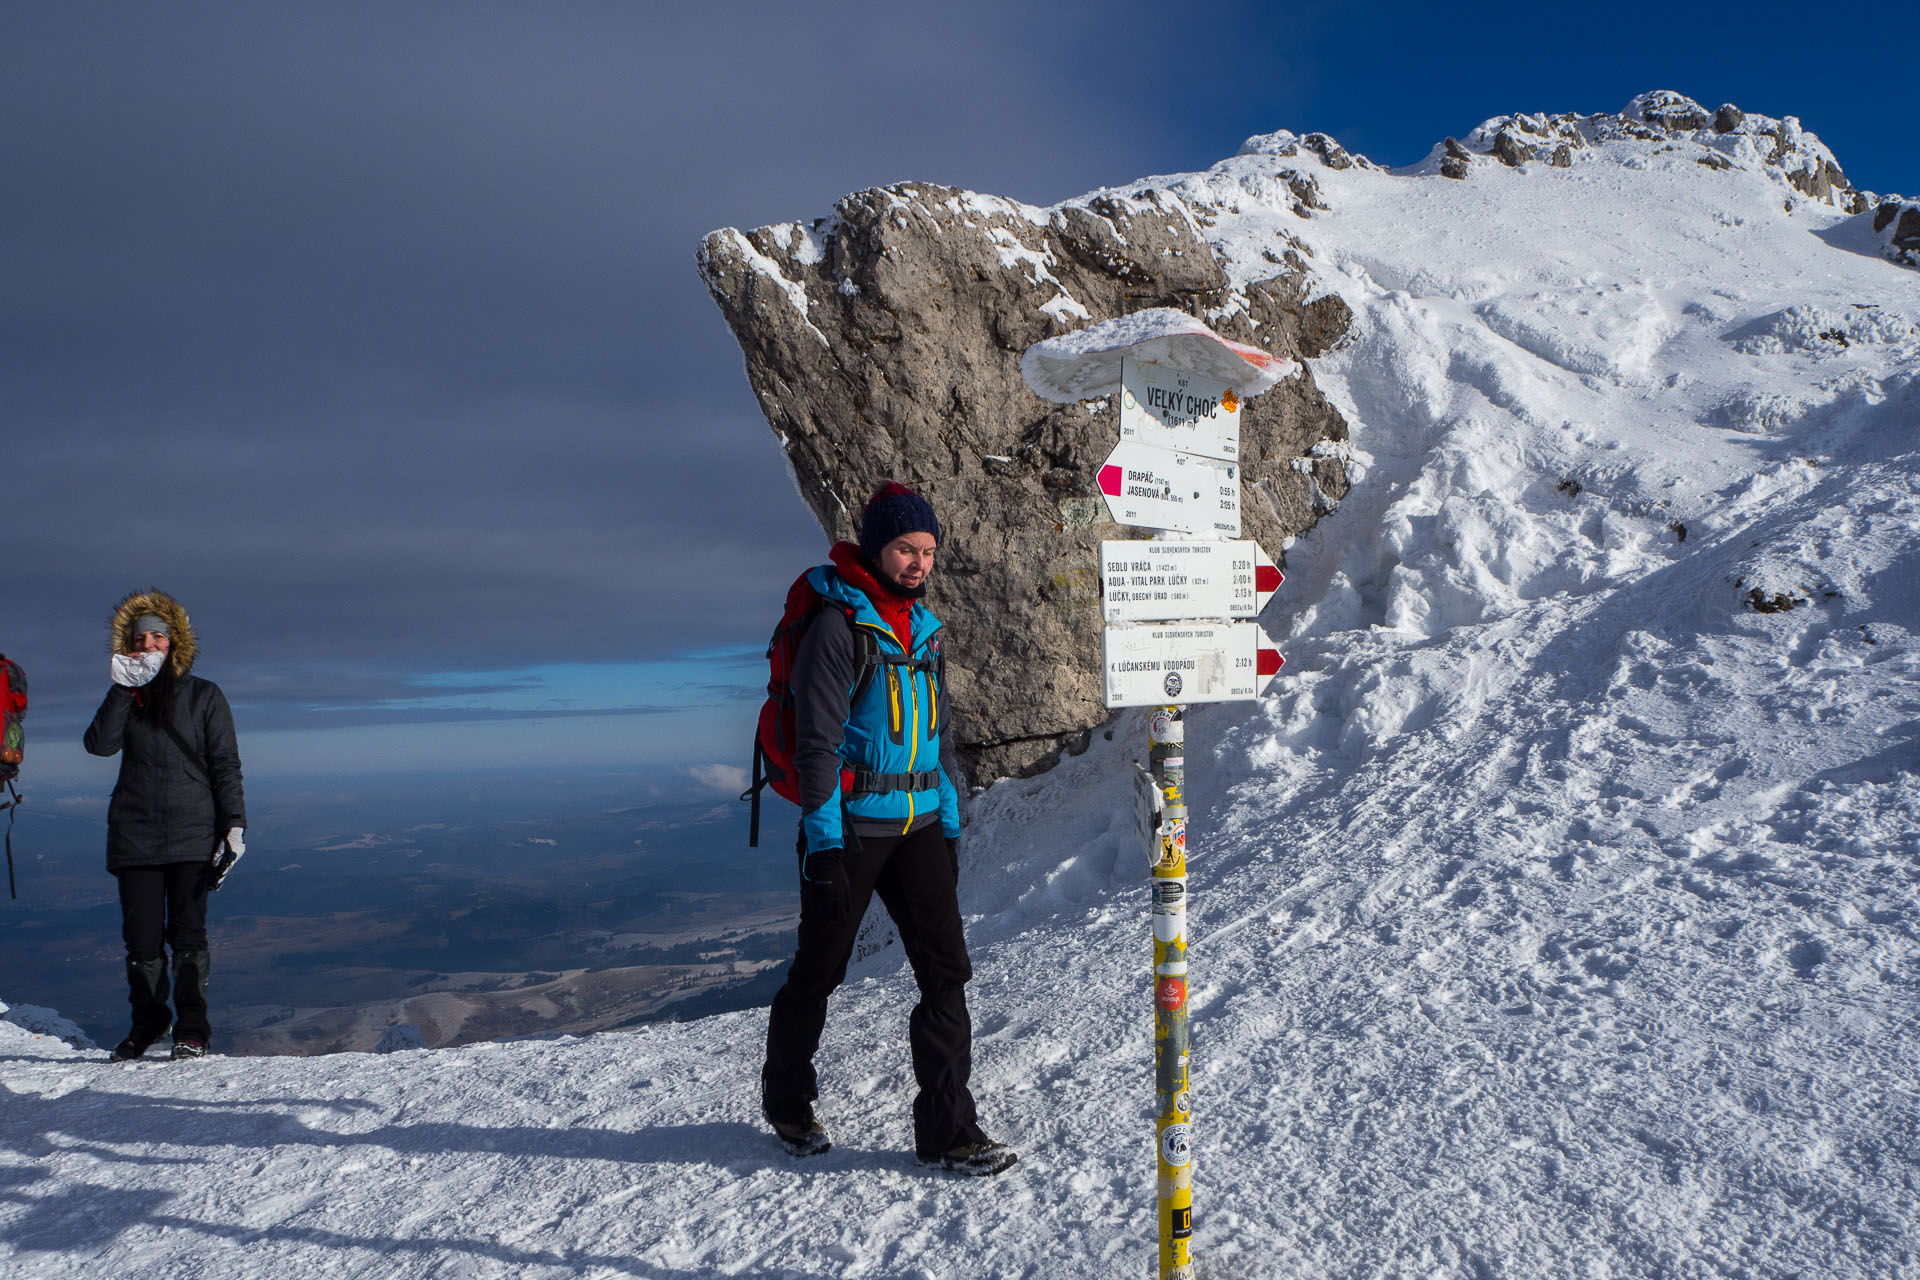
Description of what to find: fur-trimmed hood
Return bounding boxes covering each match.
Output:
[109,589,198,677]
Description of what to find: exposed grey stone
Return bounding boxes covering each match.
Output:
[1632,91,1712,132]
[1875,201,1901,232]
[1491,131,1536,168]
[1895,207,1920,252]
[700,184,1351,784]
[1714,105,1745,134]
[1302,132,1357,170]
[1286,170,1328,216]
[1549,145,1573,169]
[1440,137,1472,180]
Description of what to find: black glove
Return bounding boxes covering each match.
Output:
[801,851,852,928]
[945,836,960,881]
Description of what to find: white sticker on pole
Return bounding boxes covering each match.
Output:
[1132,762,1162,864]
[1100,540,1283,622]
[1120,358,1239,461]
[1096,440,1240,537]
[1103,622,1284,709]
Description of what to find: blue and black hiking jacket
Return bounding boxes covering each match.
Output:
[792,558,962,859]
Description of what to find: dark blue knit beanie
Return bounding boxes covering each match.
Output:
[859,482,941,561]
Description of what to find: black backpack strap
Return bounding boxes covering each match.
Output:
[2,779,19,901]
[740,737,767,848]
[845,769,945,795]
[847,613,882,704]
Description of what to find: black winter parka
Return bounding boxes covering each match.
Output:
[84,677,246,872]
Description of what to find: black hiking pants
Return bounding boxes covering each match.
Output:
[763,822,987,1157]
[116,862,212,1044]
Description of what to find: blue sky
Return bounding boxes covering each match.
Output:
[5,0,1907,793]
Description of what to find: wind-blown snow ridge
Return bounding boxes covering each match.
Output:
[6,95,1919,1278]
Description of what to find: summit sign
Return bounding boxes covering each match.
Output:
[1120,359,1239,462]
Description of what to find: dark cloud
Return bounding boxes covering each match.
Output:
[3,3,1191,747]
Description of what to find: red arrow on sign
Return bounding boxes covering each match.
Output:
[1098,464,1123,497]
[1255,564,1284,594]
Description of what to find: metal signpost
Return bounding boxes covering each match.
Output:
[1094,355,1286,1280]
[1146,703,1192,1276]
[1021,326,1293,1279]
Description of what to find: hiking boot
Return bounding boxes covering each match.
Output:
[918,1140,1018,1177]
[168,1039,209,1061]
[109,1029,167,1062]
[761,1100,831,1157]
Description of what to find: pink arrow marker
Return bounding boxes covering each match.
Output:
[1098,464,1123,497]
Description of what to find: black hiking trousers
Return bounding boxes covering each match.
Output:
[116,862,212,1044]
[763,822,988,1157]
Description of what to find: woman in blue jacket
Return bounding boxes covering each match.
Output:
[761,483,1015,1176]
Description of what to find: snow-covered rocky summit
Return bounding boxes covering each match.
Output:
[1235,91,1918,277]
[700,90,1911,791]
[1452,90,1863,207]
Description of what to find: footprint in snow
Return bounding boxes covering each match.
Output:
[1787,937,1828,979]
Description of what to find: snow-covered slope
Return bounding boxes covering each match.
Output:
[6,93,1918,1278]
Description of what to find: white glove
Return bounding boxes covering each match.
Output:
[111,651,166,688]
[221,828,246,863]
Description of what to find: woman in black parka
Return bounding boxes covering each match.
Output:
[85,589,246,1061]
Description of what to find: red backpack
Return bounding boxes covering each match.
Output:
[740,571,879,847]
[1,656,25,899]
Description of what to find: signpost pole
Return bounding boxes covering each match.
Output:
[1019,321,1294,1279]
[1149,705,1194,1279]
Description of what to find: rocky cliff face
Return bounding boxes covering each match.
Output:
[699,180,1353,784]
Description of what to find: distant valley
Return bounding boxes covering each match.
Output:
[4,772,801,1054]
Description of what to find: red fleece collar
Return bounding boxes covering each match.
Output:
[830,541,913,652]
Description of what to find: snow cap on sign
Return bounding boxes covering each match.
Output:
[1020,308,1297,404]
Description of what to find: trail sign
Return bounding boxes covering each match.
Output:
[1101,540,1283,622]
[1120,358,1239,461]
[1102,622,1284,709]
[1096,441,1240,537]
[1019,312,1305,1280]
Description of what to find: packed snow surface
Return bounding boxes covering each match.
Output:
[6,101,1919,1277]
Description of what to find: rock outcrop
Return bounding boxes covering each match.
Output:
[1438,91,1870,214]
[1872,200,1920,268]
[700,184,1352,784]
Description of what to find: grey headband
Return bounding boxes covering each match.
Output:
[132,614,170,638]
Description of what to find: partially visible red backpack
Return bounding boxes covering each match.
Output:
[1,655,25,899]
[740,571,878,847]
